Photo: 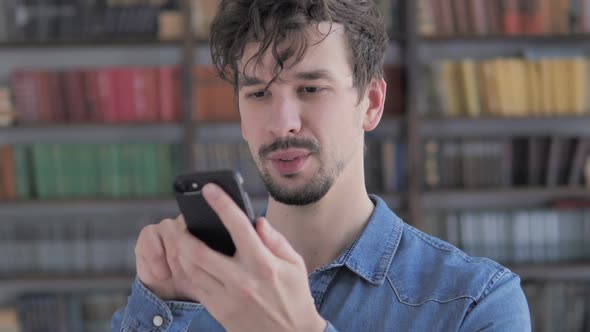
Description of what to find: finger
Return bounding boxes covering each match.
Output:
[202,183,263,255]
[135,224,172,280]
[177,230,237,285]
[257,217,303,265]
[159,219,185,276]
[175,214,188,230]
[178,257,225,303]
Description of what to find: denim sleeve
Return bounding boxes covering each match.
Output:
[111,277,202,332]
[325,321,339,332]
[460,271,531,332]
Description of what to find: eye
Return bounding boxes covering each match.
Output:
[301,86,321,93]
[247,90,269,99]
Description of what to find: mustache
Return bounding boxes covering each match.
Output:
[259,137,321,159]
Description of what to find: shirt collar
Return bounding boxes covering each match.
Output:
[314,195,403,285]
[261,194,403,285]
[328,194,403,285]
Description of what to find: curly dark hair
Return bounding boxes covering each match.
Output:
[209,0,388,101]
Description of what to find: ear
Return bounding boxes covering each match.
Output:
[362,77,386,132]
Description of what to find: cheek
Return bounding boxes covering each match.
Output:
[239,108,262,139]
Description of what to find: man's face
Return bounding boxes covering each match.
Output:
[237,23,368,205]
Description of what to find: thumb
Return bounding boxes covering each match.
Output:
[257,217,300,264]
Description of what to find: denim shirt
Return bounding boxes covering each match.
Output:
[111,195,531,331]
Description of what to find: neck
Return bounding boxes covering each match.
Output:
[265,165,375,274]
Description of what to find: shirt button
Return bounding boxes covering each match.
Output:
[153,315,164,327]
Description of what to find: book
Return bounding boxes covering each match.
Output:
[193,66,237,122]
[417,0,436,36]
[383,65,405,117]
[9,66,183,125]
[158,66,182,122]
[420,0,587,36]
[0,87,15,127]
[424,56,590,118]
[1,146,17,200]
[0,307,18,332]
[191,0,219,40]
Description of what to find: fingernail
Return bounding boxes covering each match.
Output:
[203,183,219,199]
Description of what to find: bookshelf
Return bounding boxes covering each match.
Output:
[0,196,280,218]
[0,0,590,330]
[421,116,590,138]
[510,263,590,282]
[408,10,590,327]
[0,124,184,144]
[421,187,590,210]
[412,2,590,328]
[419,35,590,60]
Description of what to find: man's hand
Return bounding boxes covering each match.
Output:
[134,183,326,332]
[134,213,198,302]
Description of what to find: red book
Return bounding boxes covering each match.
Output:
[130,67,159,122]
[63,70,88,123]
[97,68,119,123]
[158,66,181,122]
[502,0,522,35]
[131,68,146,122]
[142,68,160,122]
[83,70,103,123]
[117,68,135,123]
[49,71,66,123]
[37,71,54,123]
[524,0,544,35]
[193,66,237,122]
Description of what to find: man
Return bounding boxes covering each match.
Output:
[112,0,531,331]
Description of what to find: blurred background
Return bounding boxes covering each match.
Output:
[0,0,589,331]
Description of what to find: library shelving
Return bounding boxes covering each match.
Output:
[1,0,590,330]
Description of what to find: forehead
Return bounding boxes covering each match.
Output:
[237,22,352,79]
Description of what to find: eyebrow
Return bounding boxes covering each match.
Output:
[295,69,335,81]
[238,69,335,89]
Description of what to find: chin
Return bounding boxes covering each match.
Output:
[261,166,335,206]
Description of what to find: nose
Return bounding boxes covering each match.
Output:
[267,94,302,138]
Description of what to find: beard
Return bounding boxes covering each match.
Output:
[255,137,344,206]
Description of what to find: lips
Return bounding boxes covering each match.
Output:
[268,149,311,161]
[267,149,312,175]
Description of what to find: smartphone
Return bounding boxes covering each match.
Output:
[173,170,255,256]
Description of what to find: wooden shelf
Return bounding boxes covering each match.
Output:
[0,124,184,144]
[0,196,274,217]
[0,39,181,48]
[421,34,590,44]
[421,116,590,138]
[0,44,183,78]
[510,263,590,282]
[194,118,403,142]
[419,35,590,61]
[0,198,178,216]
[0,193,403,217]
[0,275,134,302]
[421,187,590,210]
